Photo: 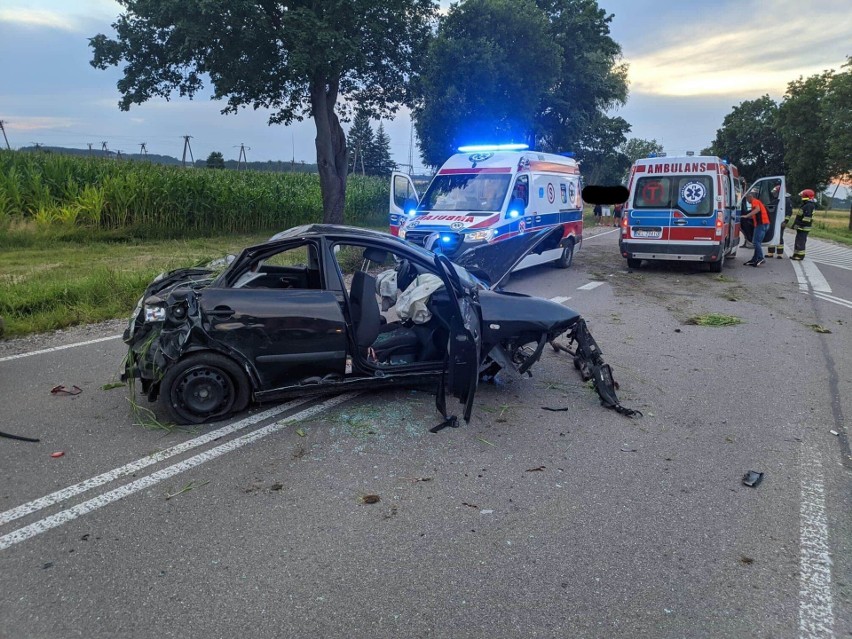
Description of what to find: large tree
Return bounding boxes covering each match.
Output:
[90,0,436,223]
[706,95,785,184]
[533,0,628,156]
[777,71,834,194]
[413,0,561,166]
[824,58,852,185]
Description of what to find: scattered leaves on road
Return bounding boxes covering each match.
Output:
[686,313,742,327]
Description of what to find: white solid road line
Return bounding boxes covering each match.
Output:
[791,258,852,310]
[0,393,358,551]
[814,292,852,310]
[549,296,571,304]
[0,334,123,363]
[0,398,311,527]
[801,259,832,293]
[799,448,835,639]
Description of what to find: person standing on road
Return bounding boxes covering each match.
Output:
[767,184,792,258]
[789,189,816,260]
[593,203,602,226]
[613,202,624,227]
[741,191,769,266]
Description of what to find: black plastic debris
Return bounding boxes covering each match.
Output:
[0,430,40,443]
[742,471,764,487]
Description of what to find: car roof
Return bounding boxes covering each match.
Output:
[268,224,400,243]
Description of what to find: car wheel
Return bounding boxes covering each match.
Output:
[554,240,575,269]
[160,352,250,424]
[627,258,642,269]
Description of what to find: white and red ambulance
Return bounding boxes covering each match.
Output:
[389,144,583,270]
[620,155,746,272]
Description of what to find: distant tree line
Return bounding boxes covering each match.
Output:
[705,57,851,196]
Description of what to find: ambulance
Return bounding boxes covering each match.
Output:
[621,156,790,271]
[389,144,583,271]
[620,155,747,272]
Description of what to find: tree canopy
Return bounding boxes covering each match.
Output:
[413,0,628,179]
[347,113,396,177]
[90,0,436,223]
[706,95,786,184]
[707,58,851,196]
[413,0,560,166]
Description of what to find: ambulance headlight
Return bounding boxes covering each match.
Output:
[508,209,520,218]
[398,228,407,240]
[465,229,495,242]
[441,235,452,244]
[406,208,417,216]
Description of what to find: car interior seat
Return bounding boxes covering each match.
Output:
[349,270,420,363]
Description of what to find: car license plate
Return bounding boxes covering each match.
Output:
[633,228,661,239]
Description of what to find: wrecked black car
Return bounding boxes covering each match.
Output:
[124,224,634,426]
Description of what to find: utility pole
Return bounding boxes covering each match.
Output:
[0,120,10,150]
[32,142,42,151]
[291,132,295,171]
[139,142,147,157]
[235,143,249,170]
[101,141,109,158]
[87,143,94,156]
[181,135,194,167]
[115,149,123,161]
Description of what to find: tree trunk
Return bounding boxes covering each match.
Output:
[311,74,347,224]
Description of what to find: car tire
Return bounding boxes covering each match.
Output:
[554,240,575,269]
[627,257,642,269]
[159,352,250,424]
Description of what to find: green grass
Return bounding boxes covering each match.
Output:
[0,234,269,337]
[685,313,743,327]
[810,207,852,246]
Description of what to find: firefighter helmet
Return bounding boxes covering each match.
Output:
[799,189,815,199]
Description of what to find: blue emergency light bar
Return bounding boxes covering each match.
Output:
[457,143,529,153]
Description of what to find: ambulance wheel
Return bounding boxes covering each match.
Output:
[709,251,725,273]
[627,258,642,269]
[554,240,575,269]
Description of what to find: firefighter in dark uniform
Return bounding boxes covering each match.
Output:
[789,189,815,260]
[766,184,792,258]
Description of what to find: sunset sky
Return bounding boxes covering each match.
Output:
[0,0,848,171]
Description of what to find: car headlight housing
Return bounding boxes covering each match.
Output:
[465,229,496,242]
[398,228,407,240]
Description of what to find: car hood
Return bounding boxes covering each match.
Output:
[452,228,555,289]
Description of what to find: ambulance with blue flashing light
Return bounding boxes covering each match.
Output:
[619,154,748,272]
[389,144,583,271]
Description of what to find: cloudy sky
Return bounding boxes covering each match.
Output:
[0,0,848,171]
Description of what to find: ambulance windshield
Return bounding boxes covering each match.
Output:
[633,175,713,216]
[420,174,511,214]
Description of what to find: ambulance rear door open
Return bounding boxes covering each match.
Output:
[743,176,786,246]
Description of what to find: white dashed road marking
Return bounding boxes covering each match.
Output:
[0,393,358,551]
[577,282,604,291]
[549,296,571,304]
[0,335,122,363]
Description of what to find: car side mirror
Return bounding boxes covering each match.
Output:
[507,197,525,218]
[403,197,418,217]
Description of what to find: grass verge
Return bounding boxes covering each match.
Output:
[0,233,270,337]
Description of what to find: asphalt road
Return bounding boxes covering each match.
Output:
[1,229,850,639]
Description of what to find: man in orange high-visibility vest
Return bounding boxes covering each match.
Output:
[741,191,770,266]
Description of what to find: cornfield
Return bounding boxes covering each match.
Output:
[0,149,389,237]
